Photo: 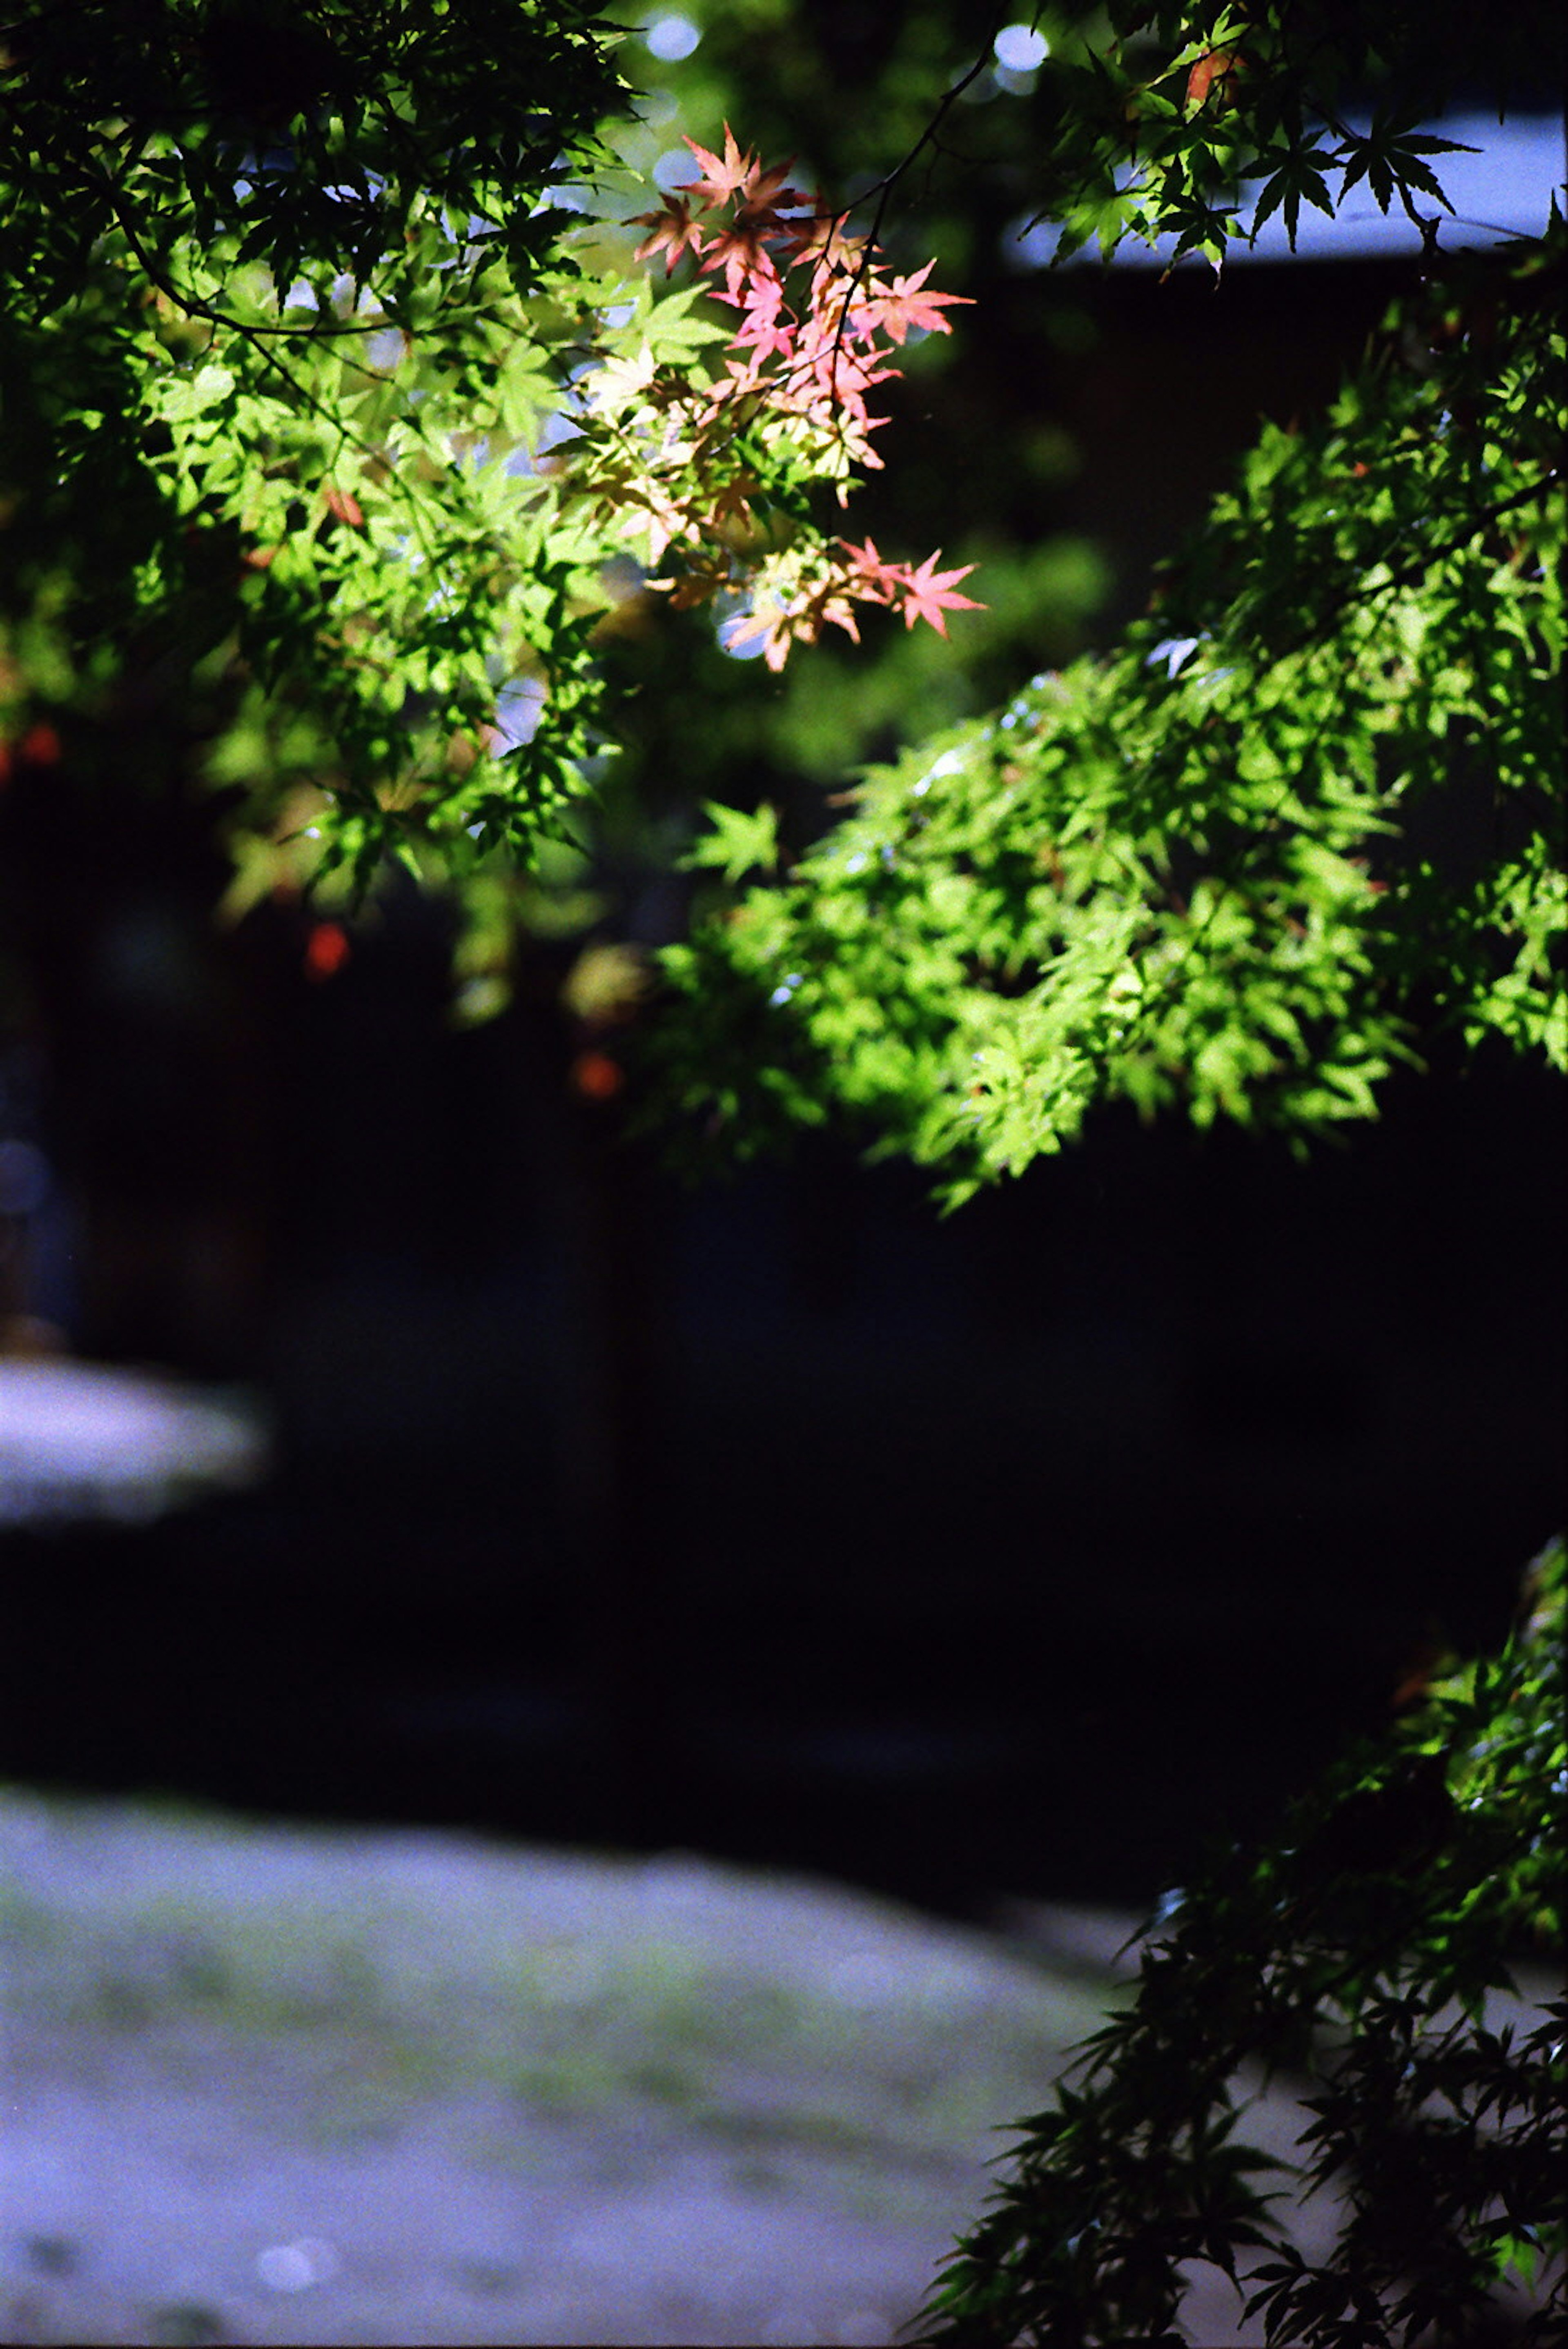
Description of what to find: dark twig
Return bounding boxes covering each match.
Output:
[819,12,1008,409]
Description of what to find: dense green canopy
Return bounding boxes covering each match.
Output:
[5,4,1560,1144]
[1,1,627,865]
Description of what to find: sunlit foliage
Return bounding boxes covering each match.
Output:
[663,220,1564,1200]
[0,0,956,927]
[660,1,1565,1200]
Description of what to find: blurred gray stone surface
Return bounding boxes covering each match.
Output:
[0,1789,1120,2346]
[0,1363,265,1526]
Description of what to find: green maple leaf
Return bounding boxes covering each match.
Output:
[1250,141,1338,248]
[682,799,781,884]
[1338,110,1476,216]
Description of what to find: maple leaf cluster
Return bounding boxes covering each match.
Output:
[581,126,981,670]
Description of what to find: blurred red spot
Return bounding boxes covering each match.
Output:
[20,723,61,764]
[305,921,350,979]
[0,723,63,784]
[571,1049,623,1101]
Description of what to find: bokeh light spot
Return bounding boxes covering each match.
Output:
[994,22,1049,72]
[644,12,700,62]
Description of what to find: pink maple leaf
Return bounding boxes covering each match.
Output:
[897,550,983,635]
[840,538,904,603]
[731,274,797,363]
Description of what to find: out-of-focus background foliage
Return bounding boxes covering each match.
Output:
[1,0,1562,1927]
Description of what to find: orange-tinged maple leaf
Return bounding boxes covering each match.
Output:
[690,130,804,215]
[788,212,866,274]
[709,476,761,540]
[855,261,971,345]
[664,555,733,610]
[799,576,864,646]
[739,156,809,219]
[682,124,760,208]
[702,214,787,303]
[1185,45,1241,111]
[897,550,983,635]
[621,479,700,566]
[708,351,770,411]
[323,483,364,528]
[723,598,793,668]
[683,129,809,245]
[631,193,709,274]
[785,318,889,419]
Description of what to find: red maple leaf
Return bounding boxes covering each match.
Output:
[896,550,982,635]
[618,134,977,660]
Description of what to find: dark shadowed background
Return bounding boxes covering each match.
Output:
[2,9,1563,1930]
[3,826,1561,1926]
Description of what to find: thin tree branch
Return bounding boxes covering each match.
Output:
[819,11,1009,408]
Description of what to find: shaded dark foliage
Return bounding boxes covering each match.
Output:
[917,1539,1565,2347]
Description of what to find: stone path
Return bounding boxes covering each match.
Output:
[0,1789,1125,2346]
